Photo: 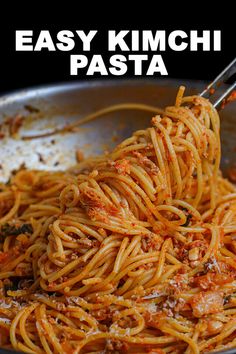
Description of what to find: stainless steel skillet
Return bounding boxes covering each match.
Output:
[0,79,236,354]
[0,79,235,183]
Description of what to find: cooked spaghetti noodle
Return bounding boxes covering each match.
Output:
[1,87,236,354]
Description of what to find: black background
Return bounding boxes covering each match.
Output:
[0,15,234,94]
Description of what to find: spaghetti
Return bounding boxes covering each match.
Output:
[1,87,236,354]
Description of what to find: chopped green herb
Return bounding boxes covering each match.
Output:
[0,223,33,241]
[182,213,192,227]
[181,207,188,212]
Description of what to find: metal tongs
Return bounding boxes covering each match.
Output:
[200,57,236,110]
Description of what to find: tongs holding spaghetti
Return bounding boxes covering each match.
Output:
[200,57,236,110]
